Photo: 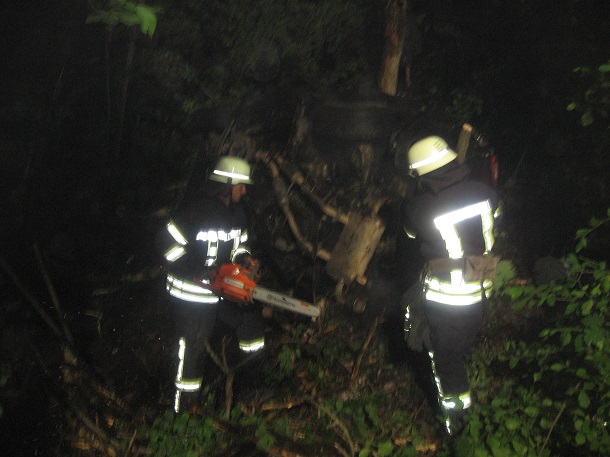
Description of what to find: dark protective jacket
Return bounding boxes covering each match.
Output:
[405,162,497,306]
[160,196,251,304]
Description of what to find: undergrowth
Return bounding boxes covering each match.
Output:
[457,209,610,457]
[138,211,610,456]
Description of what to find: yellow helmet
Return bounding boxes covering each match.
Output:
[208,156,253,185]
[407,136,457,176]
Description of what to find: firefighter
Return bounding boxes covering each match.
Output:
[396,135,498,434]
[159,155,265,413]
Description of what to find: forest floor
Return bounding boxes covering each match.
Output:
[1,239,477,456]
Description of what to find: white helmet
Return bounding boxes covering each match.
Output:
[407,136,457,176]
[208,156,253,185]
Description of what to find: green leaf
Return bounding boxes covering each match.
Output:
[550,363,564,372]
[565,302,578,316]
[376,441,394,456]
[511,438,528,456]
[581,110,594,126]
[540,417,552,429]
[135,5,158,37]
[524,406,539,417]
[575,432,587,445]
[575,228,590,240]
[505,418,520,430]
[505,286,524,300]
[567,102,577,111]
[576,368,589,379]
[533,372,542,382]
[578,390,591,409]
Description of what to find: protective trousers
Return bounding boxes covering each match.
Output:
[172,298,265,413]
[173,299,218,413]
[425,299,483,432]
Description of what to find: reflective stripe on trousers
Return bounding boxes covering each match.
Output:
[429,350,471,434]
[174,337,202,413]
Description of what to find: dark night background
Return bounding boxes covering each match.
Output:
[1,0,609,268]
[0,0,609,455]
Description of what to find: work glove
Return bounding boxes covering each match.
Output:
[402,282,431,352]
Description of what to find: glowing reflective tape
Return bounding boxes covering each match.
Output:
[174,390,181,413]
[164,245,186,262]
[166,275,219,304]
[213,169,250,181]
[239,337,265,353]
[434,200,495,261]
[425,289,482,306]
[196,229,242,242]
[410,148,451,171]
[167,221,188,245]
[231,247,251,262]
[175,380,202,391]
[174,338,186,413]
[442,391,472,411]
[167,288,219,304]
[426,277,487,295]
[167,275,213,294]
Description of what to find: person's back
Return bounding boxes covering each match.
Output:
[407,163,497,261]
[399,136,497,435]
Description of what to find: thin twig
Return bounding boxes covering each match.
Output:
[333,442,351,457]
[33,243,75,345]
[305,396,357,456]
[0,254,63,338]
[123,428,138,457]
[67,401,122,453]
[351,316,380,382]
[540,395,570,456]
[225,370,235,417]
[261,398,306,411]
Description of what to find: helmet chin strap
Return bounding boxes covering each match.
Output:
[226,177,233,207]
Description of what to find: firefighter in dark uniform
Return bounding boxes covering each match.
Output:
[397,136,497,434]
[159,156,265,413]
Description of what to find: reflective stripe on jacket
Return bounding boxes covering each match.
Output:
[163,219,251,304]
[424,200,494,306]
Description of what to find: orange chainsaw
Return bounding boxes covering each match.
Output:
[197,263,320,318]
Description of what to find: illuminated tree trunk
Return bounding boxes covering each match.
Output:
[379,0,407,96]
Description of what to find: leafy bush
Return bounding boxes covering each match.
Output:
[458,210,610,456]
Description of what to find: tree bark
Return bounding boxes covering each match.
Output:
[379,0,407,96]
